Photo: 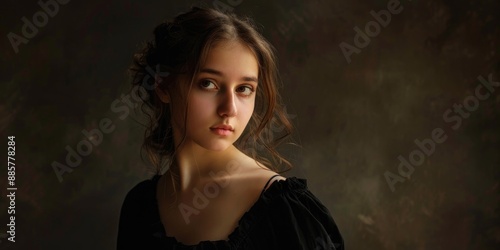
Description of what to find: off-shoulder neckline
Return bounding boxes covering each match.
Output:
[150,175,308,248]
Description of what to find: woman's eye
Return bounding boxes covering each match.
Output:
[200,80,217,89]
[237,86,254,96]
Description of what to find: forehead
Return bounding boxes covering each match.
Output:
[200,39,259,77]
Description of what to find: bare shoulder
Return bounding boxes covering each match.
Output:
[236,159,286,192]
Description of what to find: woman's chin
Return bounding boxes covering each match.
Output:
[206,144,232,152]
[200,140,236,152]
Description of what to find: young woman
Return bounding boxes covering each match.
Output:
[117,6,344,250]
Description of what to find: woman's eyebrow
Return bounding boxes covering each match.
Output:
[200,68,258,83]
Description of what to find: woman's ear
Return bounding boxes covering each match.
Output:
[155,74,170,103]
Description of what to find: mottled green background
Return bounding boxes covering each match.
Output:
[1,0,499,249]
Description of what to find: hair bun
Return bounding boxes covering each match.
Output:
[154,21,183,47]
[153,22,171,45]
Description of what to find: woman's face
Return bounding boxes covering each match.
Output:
[168,39,259,152]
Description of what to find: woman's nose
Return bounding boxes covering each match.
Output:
[217,89,237,117]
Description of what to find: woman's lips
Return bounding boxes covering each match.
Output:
[210,124,234,136]
[210,128,233,136]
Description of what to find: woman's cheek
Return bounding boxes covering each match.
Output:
[239,99,255,118]
[189,94,215,117]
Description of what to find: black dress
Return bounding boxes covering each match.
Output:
[117,174,344,250]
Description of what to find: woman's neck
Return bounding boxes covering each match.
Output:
[167,143,246,192]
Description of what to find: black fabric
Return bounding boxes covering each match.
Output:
[117,175,344,250]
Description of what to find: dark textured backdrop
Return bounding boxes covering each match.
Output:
[1,0,499,249]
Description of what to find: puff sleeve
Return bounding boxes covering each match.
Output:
[247,177,344,250]
[117,179,164,249]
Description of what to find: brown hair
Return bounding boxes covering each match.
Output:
[128,6,296,181]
